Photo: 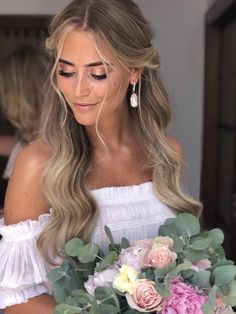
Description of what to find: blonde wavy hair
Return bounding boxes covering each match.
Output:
[39,0,202,263]
[0,45,48,144]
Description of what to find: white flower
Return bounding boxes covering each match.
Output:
[84,263,119,295]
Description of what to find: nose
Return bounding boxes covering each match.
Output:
[74,73,90,98]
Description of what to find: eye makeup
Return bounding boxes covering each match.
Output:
[57,58,111,81]
[58,69,75,77]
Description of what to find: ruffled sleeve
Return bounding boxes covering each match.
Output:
[0,211,54,309]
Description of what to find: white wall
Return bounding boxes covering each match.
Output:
[136,0,208,198]
[0,0,71,14]
[0,0,208,198]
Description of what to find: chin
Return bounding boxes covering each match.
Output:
[73,116,96,127]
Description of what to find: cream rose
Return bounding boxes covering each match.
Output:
[153,236,174,248]
[113,264,139,294]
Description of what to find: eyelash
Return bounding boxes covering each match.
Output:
[58,70,107,81]
[58,70,75,78]
[90,73,107,81]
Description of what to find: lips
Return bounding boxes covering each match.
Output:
[74,102,98,111]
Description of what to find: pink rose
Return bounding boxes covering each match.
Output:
[162,277,207,314]
[126,280,162,312]
[143,246,177,269]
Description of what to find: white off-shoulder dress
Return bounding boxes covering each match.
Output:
[0,182,176,309]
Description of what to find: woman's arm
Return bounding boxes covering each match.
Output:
[5,295,56,314]
[3,140,55,313]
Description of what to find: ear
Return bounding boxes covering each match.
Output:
[130,68,144,84]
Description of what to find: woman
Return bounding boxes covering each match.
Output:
[0,0,201,313]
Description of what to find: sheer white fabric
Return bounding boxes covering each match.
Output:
[3,141,23,179]
[0,182,176,308]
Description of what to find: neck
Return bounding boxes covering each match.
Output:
[85,111,136,152]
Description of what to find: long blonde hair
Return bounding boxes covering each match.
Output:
[39,0,202,262]
[0,45,48,143]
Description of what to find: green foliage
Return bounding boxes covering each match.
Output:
[48,214,236,314]
[95,251,118,272]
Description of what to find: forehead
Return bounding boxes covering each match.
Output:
[59,28,115,65]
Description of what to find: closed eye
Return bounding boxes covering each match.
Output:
[58,70,75,78]
[90,73,107,80]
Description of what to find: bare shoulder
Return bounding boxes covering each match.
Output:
[166,135,184,160]
[4,139,52,225]
[12,138,52,179]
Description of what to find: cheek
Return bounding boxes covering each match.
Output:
[106,79,128,103]
[56,76,71,95]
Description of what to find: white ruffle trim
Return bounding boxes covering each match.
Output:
[0,283,53,309]
[0,211,53,308]
[0,210,52,241]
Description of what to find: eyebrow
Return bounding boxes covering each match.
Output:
[58,58,108,67]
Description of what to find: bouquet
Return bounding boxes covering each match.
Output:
[48,213,236,313]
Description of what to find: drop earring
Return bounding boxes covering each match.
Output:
[130,82,139,108]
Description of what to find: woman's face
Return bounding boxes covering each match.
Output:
[56,28,135,127]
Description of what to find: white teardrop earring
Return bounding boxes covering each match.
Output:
[130,82,139,108]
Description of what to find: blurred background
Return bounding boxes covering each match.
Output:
[0,0,235,260]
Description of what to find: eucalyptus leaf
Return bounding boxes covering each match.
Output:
[167,261,192,277]
[66,296,82,307]
[213,265,236,286]
[65,238,84,257]
[201,285,218,314]
[75,261,96,279]
[89,299,98,314]
[208,229,224,250]
[190,238,212,251]
[154,261,176,279]
[94,286,116,305]
[77,243,100,263]
[54,281,71,303]
[108,243,122,255]
[176,213,200,237]
[72,289,94,305]
[184,247,209,262]
[97,303,119,314]
[105,225,114,244]
[155,280,170,297]
[47,263,70,283]
[142,267,155,281]
[180,268,197,280]
[210,246,226,263]
[53,267,84,303]
[191,270,211,289]
[210,260,234,272]
[54,303,82,314]
[201,301,215,314]
[158,224,182,238]
[163,217,177,226]
[121,237,130,249]
[95,251,118,272]
[122,310,141,314]
[169,233,184,253]
[224,280,236,306]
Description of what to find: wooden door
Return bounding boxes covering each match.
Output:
[201,0,236,261]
